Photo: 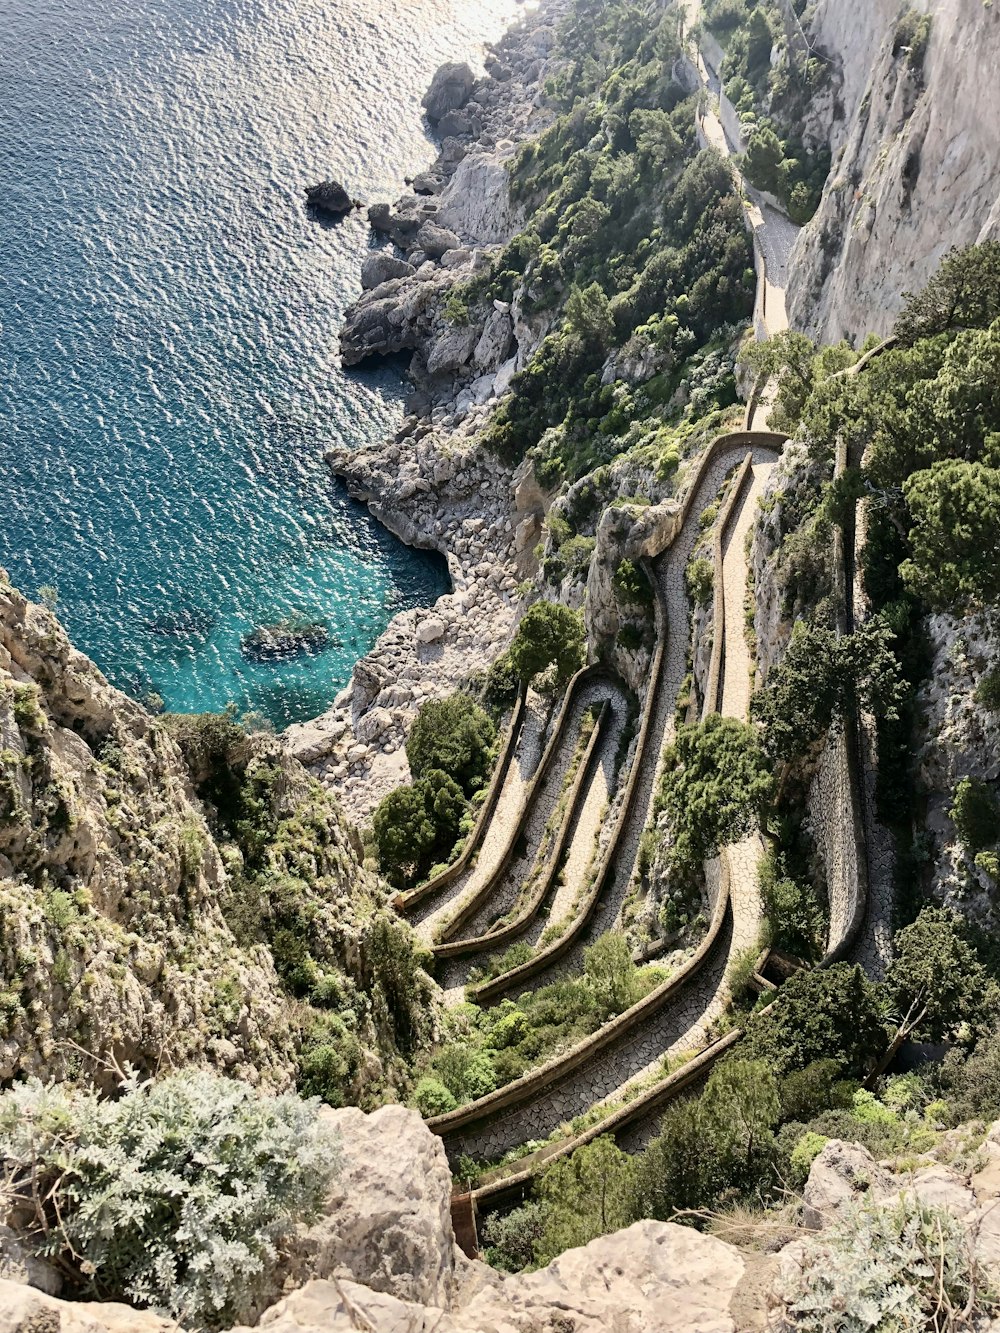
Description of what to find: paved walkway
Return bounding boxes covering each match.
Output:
[444,441,781,1162]
[436,679,630,998]
[411,693,549,941]
[720,460,774,717]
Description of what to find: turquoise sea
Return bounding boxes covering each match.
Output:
[0,0,521,726]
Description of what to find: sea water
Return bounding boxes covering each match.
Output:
[0,0,522,726]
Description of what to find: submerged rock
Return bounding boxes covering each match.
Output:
[144,606,216,637]
[305,180,357,217]
[240,615,331,662]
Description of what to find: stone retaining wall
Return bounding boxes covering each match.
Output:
[431,855,734,1161]
[433,696,612,960]
[436,665,614,944]
[396,687,527,914]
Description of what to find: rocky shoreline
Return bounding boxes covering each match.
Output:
[285,0,570,824]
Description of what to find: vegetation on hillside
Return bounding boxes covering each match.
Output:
[704,0,831,222]
[165,709,437,1108]
[478,244,1000,1291]
[0,1072,337,1328]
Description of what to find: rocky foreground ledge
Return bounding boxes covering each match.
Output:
[285,3,570,823]
[9,1103,1000,1331]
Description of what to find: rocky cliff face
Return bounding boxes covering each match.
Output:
[10,1104,1000,1333]
[0,571,430,1098]
[788,0,1000,341]
[0,572,293,1088]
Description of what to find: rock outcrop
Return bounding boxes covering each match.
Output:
[421,62,476,124]
[788,0,1000,341]
[0,571,429,1096]
[12,1105,1000,1333]
[305,180,356,217]
[914,609,1000,918]
[0,572,295,1088]
[1,1106,748,1333]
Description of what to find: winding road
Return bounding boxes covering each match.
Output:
[432,0,892,1217]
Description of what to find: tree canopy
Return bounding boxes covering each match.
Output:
[751,619,905,762]
[658,715,774,866]
[371,769,467,888]
[894,241,1000,344]
[887,907,994,1044]
[508,601,587,688]
[743,963,887,1079]
[900,460,1000,611]
[405,693,497,797]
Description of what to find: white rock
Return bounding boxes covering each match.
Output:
[282,1105,461,1309]
[355,707,393,745]
[416,616,447,644]
[801,1140,894,1230]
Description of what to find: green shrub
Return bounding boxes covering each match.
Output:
[685,556,714,607]
[950,777,1000,854]
[614,559,653,607]
[509,601,586,688]
[976,668,1000,711]
[901,461,1000,611]
[413,1077,458,1117]
[482,1201,546,1272]
[779,1197,998,1331]
[0,1073,337,1328]
[434,1046,497,1102]
[788,1131,829,1187]
[779,1059,853,1121]
[743,963,887,1080]
[758,848,824,961]
[658,715,774,867]
[893,8,933,71]
[406,693,497,797]
[372,769,467,888]
[583,932,642,1016]
[296,1014,362,1107]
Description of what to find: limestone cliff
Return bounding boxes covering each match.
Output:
[0,571,434,1099]
[788,0,1000,341]
[10,1104,1000,1333]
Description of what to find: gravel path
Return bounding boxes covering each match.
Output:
[412,693,549,942]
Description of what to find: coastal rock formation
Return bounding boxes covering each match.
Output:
[305,180,356,217]
[421,62,476,124]
[286,429,525,823]
[297,10,568,818]
[360,251,415,290]
[789,0,1000,340]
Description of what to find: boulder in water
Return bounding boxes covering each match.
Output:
[421,62,476,124]
[240,615,331,662]
[305,180,357,218]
